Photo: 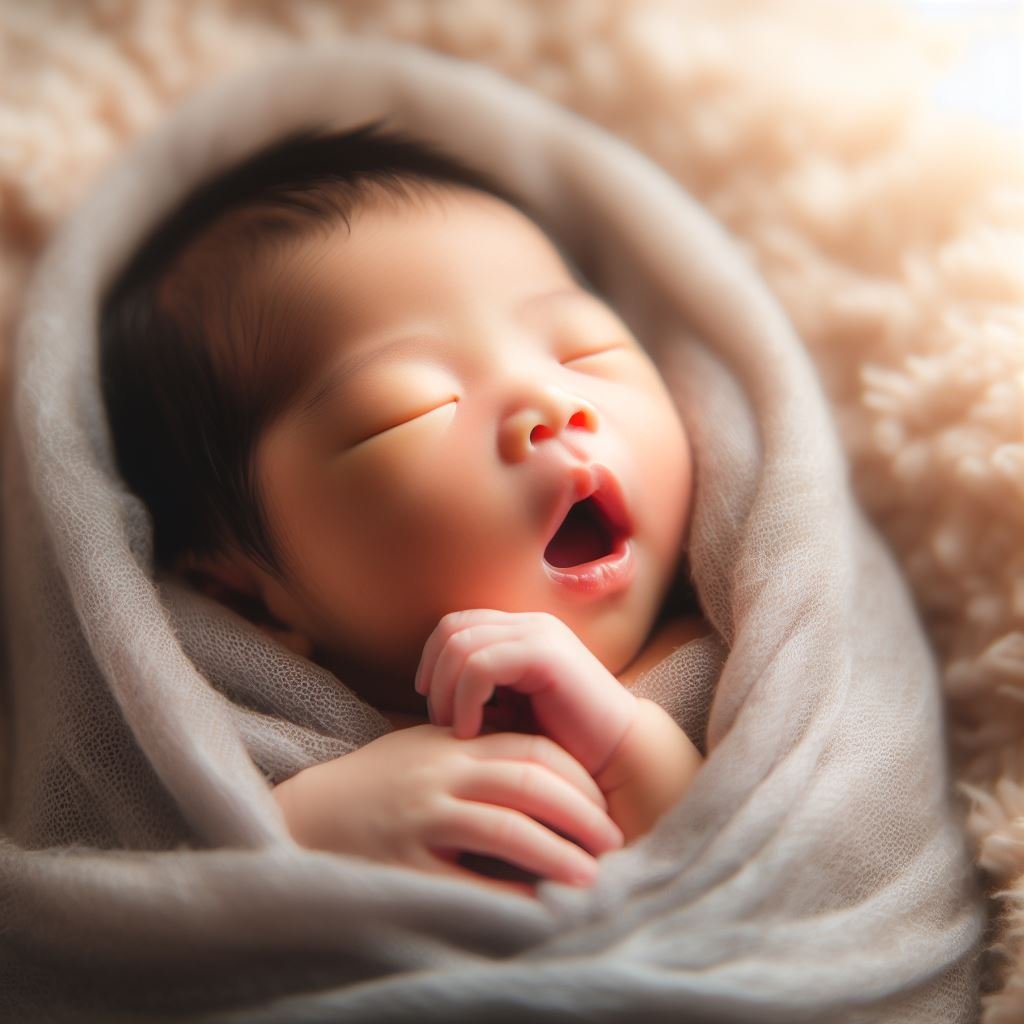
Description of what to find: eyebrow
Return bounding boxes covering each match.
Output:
[295,284,594,421]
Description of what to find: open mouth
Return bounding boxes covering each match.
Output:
[544,496,618,568]
[543,469,632,570]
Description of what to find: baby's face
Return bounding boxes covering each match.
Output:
[255,188,692,713]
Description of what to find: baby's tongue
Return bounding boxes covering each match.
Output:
[544,500,611,568]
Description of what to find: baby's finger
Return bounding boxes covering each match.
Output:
[415,611,507,698]
[466,731,607,810]
[450,639,551,739]
[429,802,599,888]
[429,624,520,729]
[454,761,624,856]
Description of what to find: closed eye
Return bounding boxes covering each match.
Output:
[349,397,458,448]
[561,343,631,365]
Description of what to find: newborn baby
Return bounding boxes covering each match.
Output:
[101,124,706,897]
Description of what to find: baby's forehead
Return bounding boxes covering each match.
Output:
[190,182,612,419]
[295,185,591,318]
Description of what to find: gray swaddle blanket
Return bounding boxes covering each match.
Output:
[0,40,983,1022]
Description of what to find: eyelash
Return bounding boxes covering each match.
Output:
[561,342,630,365]
[350,398,458,448]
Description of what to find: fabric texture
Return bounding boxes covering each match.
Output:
[0,36,983,1022]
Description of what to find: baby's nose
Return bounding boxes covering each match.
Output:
[498,388,598,463]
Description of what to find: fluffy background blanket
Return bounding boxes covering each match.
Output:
[0,0,1020,1018]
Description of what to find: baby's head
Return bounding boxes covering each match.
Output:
[101,125,692,715]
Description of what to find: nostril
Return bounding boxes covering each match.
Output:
[568,411,589,429]
[530,424,555,444]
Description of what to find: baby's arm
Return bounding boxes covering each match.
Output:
[594,698,703,843]
[418,610,703,844]
[271,723,623,897]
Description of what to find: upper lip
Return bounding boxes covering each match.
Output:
[544,463,633,554]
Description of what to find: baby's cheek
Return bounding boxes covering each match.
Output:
[331,454,491,604]
[632,415,691,557]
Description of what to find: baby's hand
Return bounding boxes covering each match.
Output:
[416,610,638,778]
[272,724,623,897]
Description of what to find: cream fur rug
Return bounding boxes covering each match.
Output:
[1,0,1021,1018]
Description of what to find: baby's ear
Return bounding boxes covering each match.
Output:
[175,550,315,660]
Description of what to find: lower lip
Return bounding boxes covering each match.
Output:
[543,539,635,597]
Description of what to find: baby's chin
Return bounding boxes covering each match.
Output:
[565,578,673,675]
[559,607,651,679]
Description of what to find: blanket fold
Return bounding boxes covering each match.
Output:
[0,39,982,1022]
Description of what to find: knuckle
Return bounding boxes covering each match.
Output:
[525,732,557,766]
[489,807,520,849]
[442,753,475,792]
[515,763,540,800]
[419,794,459,845]
[463,646,495,678]
[447,627,479,659]
[439,609,473,636]
[533,611,564,638]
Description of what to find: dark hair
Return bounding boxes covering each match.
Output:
[100,123,521,579]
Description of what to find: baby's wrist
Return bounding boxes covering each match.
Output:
[594,697,657,793]
[272,768,317,847]
[594,698,702,843]
[272,759,347,850]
